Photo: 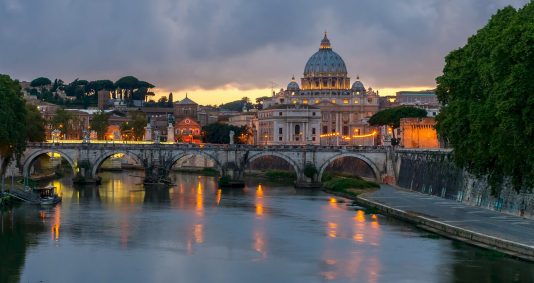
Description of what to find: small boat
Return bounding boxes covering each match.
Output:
[34,185,62,205]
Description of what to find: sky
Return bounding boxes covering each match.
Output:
[0,0,530,105]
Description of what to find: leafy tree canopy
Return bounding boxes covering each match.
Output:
[115,76,140,89]
[0,74,27,176]
[50,108,73,135]
[435,3,534,192]
[128,111,147,141]
[368,106,427,129]
[220,99,253,112]
[25,104,46,142]
[30,77,51,88]
[90,111,110,140]
[202,123,251,144]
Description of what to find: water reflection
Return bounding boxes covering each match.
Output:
[0,172,532,283]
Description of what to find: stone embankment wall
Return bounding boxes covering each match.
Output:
[395,150,534,219]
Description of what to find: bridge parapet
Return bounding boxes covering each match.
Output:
[23,142,393,187]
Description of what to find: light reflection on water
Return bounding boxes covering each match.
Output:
[0,171,532,283]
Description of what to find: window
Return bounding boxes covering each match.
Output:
[279,137,282,141]
[303,99,308,104]
[315,99,320,104]
[342,126,349,135]
[312,137,316,141]
[312,112,316,116]
[331,99,336,104]
[279,112,283,116]
[295,125,300,135]
[279,128,283,134]
[343,99,349,104]
[312,128,316,135]
[354,99,359,104]
[322,126,328,134]
[292,100,297,104]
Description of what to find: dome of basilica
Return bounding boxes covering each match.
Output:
[351,77,365,93]
[287,76,300,91]
[303,33,347,77]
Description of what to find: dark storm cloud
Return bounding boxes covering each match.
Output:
[0,0,529,90]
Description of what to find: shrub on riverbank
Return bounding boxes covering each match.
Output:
[174,167,220,176]
[323,176,379,196]
[265,170,296,182]
[322,172,362,182]
[0,195,14,208]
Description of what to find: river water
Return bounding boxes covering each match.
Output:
[1,172,533,283]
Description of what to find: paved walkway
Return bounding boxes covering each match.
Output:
[362,185,534,247]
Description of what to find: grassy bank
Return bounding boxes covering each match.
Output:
[322,176,379,198]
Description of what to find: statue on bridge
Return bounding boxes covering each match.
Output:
[229,130,235,145]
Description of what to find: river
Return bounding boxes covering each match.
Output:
[1,172,533,283]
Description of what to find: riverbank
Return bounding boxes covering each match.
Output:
[0,194,14,209]
[173,167,220,176]
[331,185,534,262]
[244,170,296,185]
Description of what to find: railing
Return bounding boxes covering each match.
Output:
[28,141,388,152]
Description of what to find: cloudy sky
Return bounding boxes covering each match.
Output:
[0,0,529,105]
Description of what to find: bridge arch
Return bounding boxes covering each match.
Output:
[246,152,302,180]
[22,149,77,177]
[168,151,223,174]
[91,150,144,178]
[318,153,381,182]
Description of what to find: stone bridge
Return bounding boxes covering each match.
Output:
[20,142,396,187]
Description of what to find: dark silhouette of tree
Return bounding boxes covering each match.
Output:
[25,104,46,142]
[90,111,110,140]
[0,74,26,176]
[30,77,52,91]
[435,2,534,193]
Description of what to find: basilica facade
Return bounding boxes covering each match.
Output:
[260,33,380,146]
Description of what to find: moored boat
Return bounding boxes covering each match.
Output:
[34,185,62,205]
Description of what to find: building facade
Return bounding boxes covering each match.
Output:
[260,33,379,146]
[400,117,440,149]
[257,105,321,145]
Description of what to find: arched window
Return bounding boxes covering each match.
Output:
[295,125,301,135]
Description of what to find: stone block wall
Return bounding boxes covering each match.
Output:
[396,150,534,219]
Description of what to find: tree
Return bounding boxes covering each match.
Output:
[368,106,427,144]
[90,111,110,140]
[30,77,52,91]
[157,96,168,107]
[114,76,155,104]
[0,74,27,177]
[128,111,147,141]
[255,96,271,109]
[86,80,114,95]
[25,104,46,142]
[50,108,73,137]
[202,123,251,144]
[435,3,534,193]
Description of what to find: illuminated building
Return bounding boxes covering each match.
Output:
[175,117,201,143]
[174,94,198,120]
[261,33,379,146]
[400,117,440,148]
[256,104,321,145]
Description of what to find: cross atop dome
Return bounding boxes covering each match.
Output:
[320,31,331,50]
